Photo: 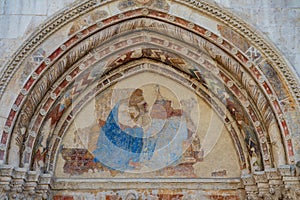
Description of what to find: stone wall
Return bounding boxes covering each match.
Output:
[0,0,299,78]
[0,1,299,199]
[213,0,300,77]
[0,0,77,73]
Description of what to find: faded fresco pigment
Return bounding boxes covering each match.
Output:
[0,0,299,199]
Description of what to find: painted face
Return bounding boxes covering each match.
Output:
[137,99,148,113]
[128,106,139,120]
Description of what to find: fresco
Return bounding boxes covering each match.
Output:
[33,48,261,175]
[93,85,191,172]
[33,90,74,171]
[55,72,240,178]
[189,65,262,171]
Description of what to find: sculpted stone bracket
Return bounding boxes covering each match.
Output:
[242,165,300,199]
[0,165,52,200]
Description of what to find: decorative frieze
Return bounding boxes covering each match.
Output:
[0,162,299,198]
[242,166,300,199]
[0,166,52,199]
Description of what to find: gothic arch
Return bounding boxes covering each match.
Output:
[0,0,299,199]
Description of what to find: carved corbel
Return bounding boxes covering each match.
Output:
[0,165,13,199]
[241,174,259,199]
[9,168,27,199]
[254,171,269,199]
[23,171,40,199]
[265,168,283,200]
[0,166,52,199]
[35,173,53,199]
[279,165,300,199]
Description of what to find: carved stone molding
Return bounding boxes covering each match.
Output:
[1,16,270,167]
[242,165,300,199]
[0,0,299,198]
[0,0,297,168]
[0,0,299,105]
[0,165,299,199]
[179,0,300,105]
[0,165,52,199]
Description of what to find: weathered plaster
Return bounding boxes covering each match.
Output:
[0,0,299,199]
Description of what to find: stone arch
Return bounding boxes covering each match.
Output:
[0,0,299,199]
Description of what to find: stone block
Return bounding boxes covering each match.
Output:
[0,58,7,74]
[265,168,281,180]
[282,176,300,182]
[26,171,39,182]
[269,179,283,185]
[278,165,293,176]
[255,8,278,27]
[4,0,47,15]
[286,0,300,8]
[0,15,32,38]
[107,1,122,16]
[296,27,300,49]
[261,0,286,8]
[38,173,52,185]
[0,165,13,177]
[214,0,259,8]
[256,182,269,188]
[13,168,27,179]
[241,174,256,185]
[295,53,300,77]
[0,116,6,140]
[287,9,300,27]
[47,0,77,16]
[0,0,4,14]
[23,15,48,36]
[0,88,18,118]
[244,185,258,192]
[278,27,296,51]
[0,39,18,61]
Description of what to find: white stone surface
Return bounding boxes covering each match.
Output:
[107,1,122,16]
[212,0,300,77]
[0,116,6,139]
[284,0,300,8]
[4,0,48,15]
[0,15,47,73]
[0,15,33,38]
[0,0,4,14]
[0,11,50,39]
[0,89,17,118]
[295,53,300,74]
[170,2,220,34]
[0,38,23,68]
[47,0,78,16]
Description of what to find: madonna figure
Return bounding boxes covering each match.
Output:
[93,86,189,172]
[93,88,153,171]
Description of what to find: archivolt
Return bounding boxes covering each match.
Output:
[45,59,249,172]
[0,1,298,175]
